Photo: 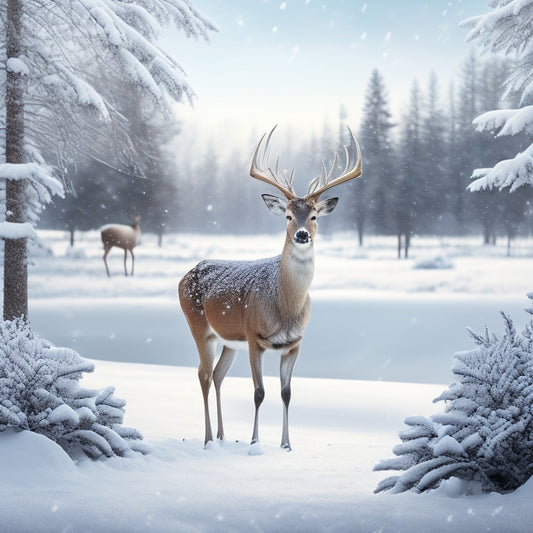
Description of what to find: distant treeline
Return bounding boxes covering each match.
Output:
[41,54,533,256]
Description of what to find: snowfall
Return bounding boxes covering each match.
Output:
[2,229,533,532]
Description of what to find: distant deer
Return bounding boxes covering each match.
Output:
[100,216,141,277]
[178,127,362,452]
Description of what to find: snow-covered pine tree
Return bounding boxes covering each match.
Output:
[374,294,533,495]
[463,0,533,193]
[0,318,148,459]
[357,69,395,243]
[0,0,217,322]
[394,80,423,259]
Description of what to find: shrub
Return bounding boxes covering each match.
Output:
[0,318,148,459]
[374,293,533,494]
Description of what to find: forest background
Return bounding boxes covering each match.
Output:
[40,53,532,259]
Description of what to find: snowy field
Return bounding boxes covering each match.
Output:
[2,229,533,532]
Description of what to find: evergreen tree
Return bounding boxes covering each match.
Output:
[454,53,483,235]
[375,294,533,495]
[420,72,447,233]
[0,0,216,321]
[445,81,466,234]
[357,69,395,243]
[393,80,423,258]
[465,1,533,194]
[0,318,148,459]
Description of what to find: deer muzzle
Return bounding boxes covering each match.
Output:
[294,229,311,244]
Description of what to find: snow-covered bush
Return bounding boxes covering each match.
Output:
[413,254,453,270]
[0,319,148,460]
[374,293,533,494]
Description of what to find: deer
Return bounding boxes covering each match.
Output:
[178,127,362,453]
[100,216,141,277]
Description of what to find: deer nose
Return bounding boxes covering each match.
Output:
[294,229,311,244]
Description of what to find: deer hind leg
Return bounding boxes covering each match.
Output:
[249,344,265,448]
[196,332,218,446]
[213,345,237,440]
[103,244,112,277]
[130,249,135,276]
[123,248,129,276]
[280,346,300,451]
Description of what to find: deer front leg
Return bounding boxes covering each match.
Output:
[280,345,300,451]
[249,344,265,450]
[213,345,237,440]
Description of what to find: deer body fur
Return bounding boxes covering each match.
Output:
[101,216,140,277]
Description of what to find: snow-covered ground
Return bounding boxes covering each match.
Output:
[2,230,533,531]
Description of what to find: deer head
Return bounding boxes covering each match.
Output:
[250,126,362,246]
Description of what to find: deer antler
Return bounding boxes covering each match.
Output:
[250,126,297,200]
[306,127,362,201]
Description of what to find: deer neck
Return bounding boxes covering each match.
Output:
[278,237,314,314]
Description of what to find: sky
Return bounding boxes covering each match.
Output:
[161,0,493,151]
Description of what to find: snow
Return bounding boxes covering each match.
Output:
[432,435,466,457]
[0,221,37,240]
[6,57,29,76]
[48,404,80,426]
[0,162,63,198]
[468,150,533,192]
[2,230,533,531]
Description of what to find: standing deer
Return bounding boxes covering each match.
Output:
[178,127,362,452]
[100,216,141,277]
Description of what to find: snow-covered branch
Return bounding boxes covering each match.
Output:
[474,106,533,137]
[0,162,63,197]
[464,1,533,193]
[469,148,533,192]
[0,221,36,240]
[0,319,148,459]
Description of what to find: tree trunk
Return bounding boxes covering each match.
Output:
[397,233,402,260]
[3,0,28,322]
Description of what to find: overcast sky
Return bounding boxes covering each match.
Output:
[161,0,492,151]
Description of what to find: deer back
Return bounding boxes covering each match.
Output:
[179,255,311,350]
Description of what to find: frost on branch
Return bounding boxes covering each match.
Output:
[374,294,533,495]
[463,1,533,192]
[468,148,533,193]
[0,319,148,460]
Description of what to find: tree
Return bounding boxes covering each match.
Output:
[374,296,533,495]
[420,72,447,233]
[357,70,395,244]
[464,1,533,194]
[0,0,216,321]
[0,318,149,458]
[445,80,467,234]
[393,80,423,259]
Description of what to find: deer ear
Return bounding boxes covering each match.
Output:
[262,194,288,216]
[316,197,338,217]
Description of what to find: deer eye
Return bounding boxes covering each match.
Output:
[311,215,317,221]
[286,215,292,221]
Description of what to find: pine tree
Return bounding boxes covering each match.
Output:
[420,72,447,233]
[357,69,395,243]
[464,1,533,193]
[0,319,148,459]
[0,0,216,321]
[374,294,533,495]
[393,80,423,259]
[445,81,466,234]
